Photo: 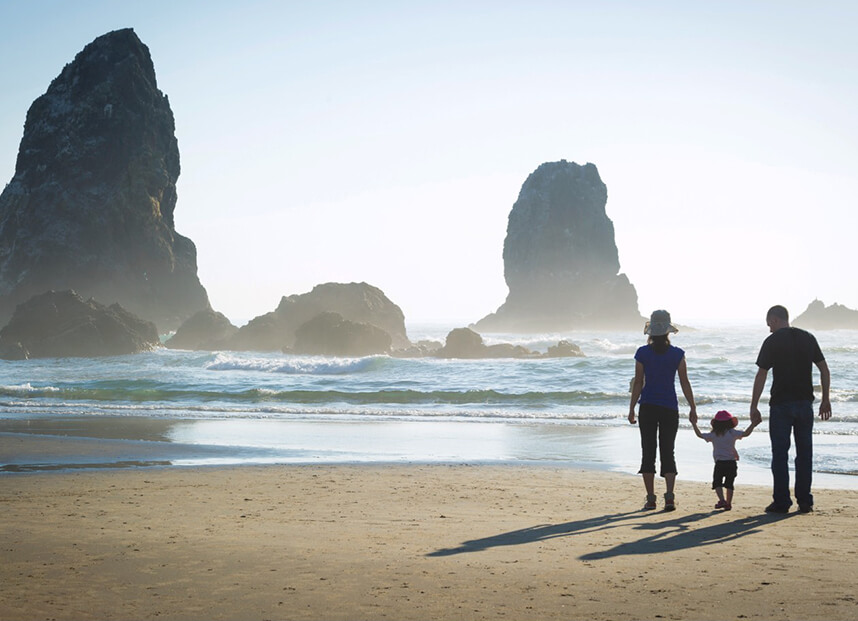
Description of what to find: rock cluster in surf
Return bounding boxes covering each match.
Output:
[166,282,409,355]
[161,282,586,359]
[0,28,209,331]
[434,327,584,359]
[474,160,642,332]
[226,282,409,353]
[0,290,159,359]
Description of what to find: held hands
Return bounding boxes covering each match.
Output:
[750,408,763,426]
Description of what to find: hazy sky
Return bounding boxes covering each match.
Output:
[2,1,856,326]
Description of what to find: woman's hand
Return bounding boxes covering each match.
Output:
[688,406,698,425]
[628,409,637,425]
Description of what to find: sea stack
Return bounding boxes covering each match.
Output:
[793,299,858,330]
[474,161,642,332]
[0,28,209,331]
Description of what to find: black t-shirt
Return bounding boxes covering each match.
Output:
[756,327,824,405]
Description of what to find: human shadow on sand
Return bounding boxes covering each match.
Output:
[427,510,793,558]
[427,509,658,557]
[578,511,794,560]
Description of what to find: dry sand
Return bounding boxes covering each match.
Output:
[2,464,857,620]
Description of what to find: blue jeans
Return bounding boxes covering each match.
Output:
[769,400,814,508]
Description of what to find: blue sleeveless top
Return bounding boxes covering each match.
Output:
[634,344,685,410]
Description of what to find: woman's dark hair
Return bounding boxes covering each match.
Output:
[648,334,670,354]
[711,418,734,436]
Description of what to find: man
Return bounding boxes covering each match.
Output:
[750,305,831,513]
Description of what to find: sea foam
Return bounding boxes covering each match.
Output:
[206,353,383,375]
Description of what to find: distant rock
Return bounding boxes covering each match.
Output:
[292,312,392,356]
[224,282,410,352]
[224,312,282,352]
[0,290,159,359]
[165,309,238,350]
[0,28,210,331]
[793,300,858,330]
[435,327,488,359]
[393,339,444,358]
[434,327,584,359]
[474,160,643,332]
[546,340,585,357]
[484,342,541,358]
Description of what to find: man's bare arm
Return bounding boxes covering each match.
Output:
[817,359,831,421]
[750,366,768,425]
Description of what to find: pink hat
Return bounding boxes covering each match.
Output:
[712,410,738,428]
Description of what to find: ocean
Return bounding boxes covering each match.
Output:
[2,322,857,489]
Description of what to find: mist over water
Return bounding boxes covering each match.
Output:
[1,323,856,485]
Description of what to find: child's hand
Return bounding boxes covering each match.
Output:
[690,419,704,438]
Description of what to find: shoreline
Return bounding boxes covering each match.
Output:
[3,415,858,490]
[3,463,858,620]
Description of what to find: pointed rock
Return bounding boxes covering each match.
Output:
[0,28,209,331]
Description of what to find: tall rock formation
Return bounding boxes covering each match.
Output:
[474,161,642,332]
[0,28,209,331]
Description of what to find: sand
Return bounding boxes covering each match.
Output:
[2,464,857,621]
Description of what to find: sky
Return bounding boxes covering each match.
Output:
[1,1,857,326]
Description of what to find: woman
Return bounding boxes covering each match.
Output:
[628,309,697,511]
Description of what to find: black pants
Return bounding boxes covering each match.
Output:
[637,403,679,476]
[712,460,738,490]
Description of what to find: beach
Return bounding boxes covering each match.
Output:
[3,324,857,619]
[3,462,858,621]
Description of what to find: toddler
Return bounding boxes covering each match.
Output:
[691,410,758,510]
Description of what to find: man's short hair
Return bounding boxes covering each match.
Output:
[767,305,789,322]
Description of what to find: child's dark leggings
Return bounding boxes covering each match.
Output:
[637,403,679,476]
[712,460,738,490]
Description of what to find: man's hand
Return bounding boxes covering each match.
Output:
[750,408,763,426]
[819,399,832,421]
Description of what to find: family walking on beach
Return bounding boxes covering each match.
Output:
[628,306,831,513]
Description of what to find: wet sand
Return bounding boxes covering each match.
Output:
[2,463,857,620]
